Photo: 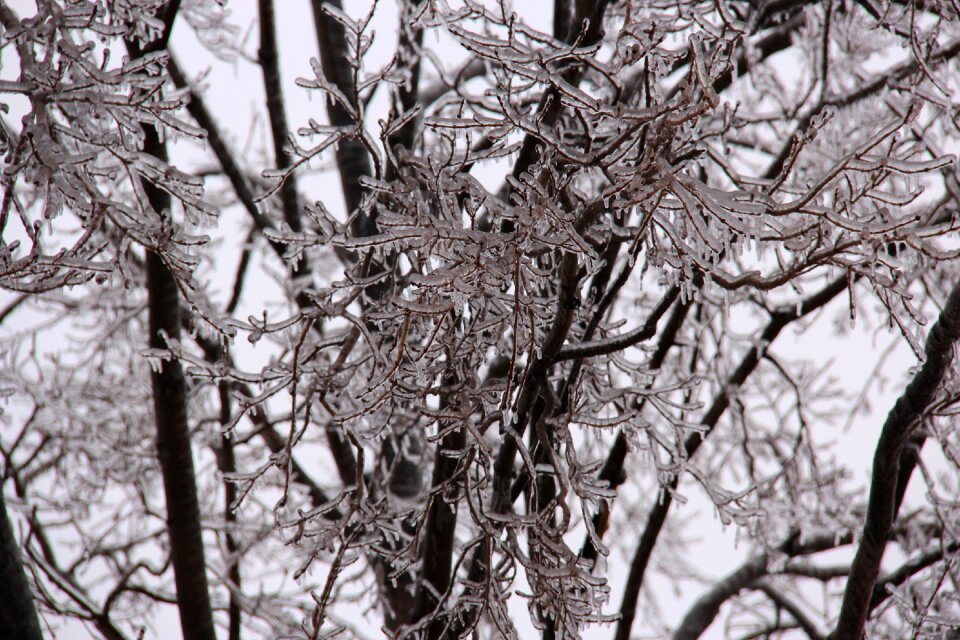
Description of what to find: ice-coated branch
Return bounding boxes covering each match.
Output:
[122,3,217,637]
[553,285,681,362]
[410,369,467,639]
[258,0,305,238]
[615,274,848,640]
[7,1,960,638]
[672,529,857,640]
[214,381,242,640]
[507,0,610,190]
[869,539,960,611]
[386,0,425,161]
[166,57,277,238]
[309,0,375,236]
[831,276,960,640]
[754,583,825,640]
[168,52,360,494]
[140,126,216,640]
[122,6,216,637]
[671,522,960,639]
[765,36,960,182]
[578,293,691,565]
[672,554,770,640]
[189,326,339,519]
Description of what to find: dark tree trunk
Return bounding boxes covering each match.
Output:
[0,487,43,640]
[143,128,216,640]
[123,5,216,637]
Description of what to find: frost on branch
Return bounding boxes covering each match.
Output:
[4,1,960,640]
[0,1,212,297]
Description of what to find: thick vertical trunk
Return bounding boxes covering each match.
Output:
[143,127,216,640]
[0,487,43,640]
[124,7,217,633]
[218,382,242,640]
[832,277,960,640]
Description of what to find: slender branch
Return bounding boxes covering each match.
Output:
[535,288,691,602]
[166,57,277,238]
[226,229,256,316]
[615,274,848,640]
[578,295,691,565]
[410,370,466,639]
[869,539,960,611]
[386,0,424,161]
[189,327,340,520]
[309,0,375,235]
[167,54,360,493]
[217,380,242,640]
[778,561,851,582]
[449,251,584,640]
[491,252,581,515]
[4,454,134,640]
[754,582,825,640]
[506,0,610,200]
[672,529,855,640]
[417,58,486,108]
[765,36,960,181]
[554,287,681,361]
[672,554,770,640]
[0,293,27,326]
[258,0,305,237]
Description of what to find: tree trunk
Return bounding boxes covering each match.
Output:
[0,487,43,640]
[143,127,216,640]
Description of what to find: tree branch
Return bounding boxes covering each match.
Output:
[410,368,467,639]
[167,53,360,494]
[553,287,681,362]
[140,129,216,640]
[386,0,424,161]
[506,0,610,199]
[673,554,770,640]
[309,0,375,236]
[578,294,691,565]
[831,277,960,640]
[754,582,825,640]
[217,377,242,640]
[615,274,848,640]
[189,327,341,520]
[672,529,855,640]
[166,57,277,238]
[258,0,305,238]
[869,539,960,611]
[126,6,216,639]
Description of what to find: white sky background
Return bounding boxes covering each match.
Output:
[0,0,942,639]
